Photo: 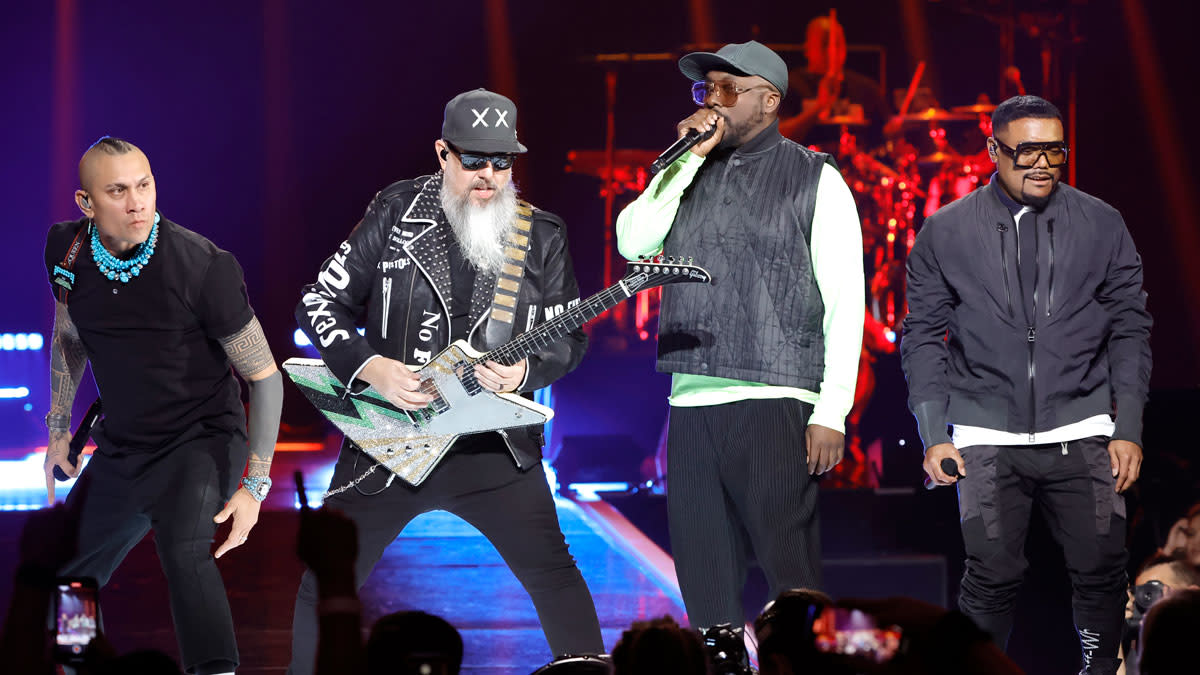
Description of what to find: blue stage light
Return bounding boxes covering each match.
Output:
[0,387,31,399]
[567,482,631,502]
[0,333,45,351]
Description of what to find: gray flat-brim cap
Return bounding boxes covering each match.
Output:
[678,40,788,98]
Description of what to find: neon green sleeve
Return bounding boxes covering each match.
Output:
[615,152,705,259]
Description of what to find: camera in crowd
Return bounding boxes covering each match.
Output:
[700,623,752,675]
[1127,579,1167,632]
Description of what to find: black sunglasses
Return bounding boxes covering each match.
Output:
[991,138,1069,169]
[445,143,515,171]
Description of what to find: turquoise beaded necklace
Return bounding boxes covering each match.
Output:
[90,212,160,283]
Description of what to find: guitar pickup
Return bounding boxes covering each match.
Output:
[404,379,450,426]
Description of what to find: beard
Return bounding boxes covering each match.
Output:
[999,171,1059,211]
[440,175,518,275]
[1020,178,1057,210]
[717,99,767,149]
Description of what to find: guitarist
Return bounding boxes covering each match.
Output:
[289,88,603,673]
[615,41,865,650]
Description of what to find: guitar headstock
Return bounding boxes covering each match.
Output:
[623,256,712,293]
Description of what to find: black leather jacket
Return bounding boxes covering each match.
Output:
[296,172,587,470]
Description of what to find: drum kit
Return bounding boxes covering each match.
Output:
[815,99,997,329]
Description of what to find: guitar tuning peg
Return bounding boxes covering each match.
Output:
[667,255,675,264]
[687,256,694,265]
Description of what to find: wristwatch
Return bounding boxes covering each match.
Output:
[241,476,272,502]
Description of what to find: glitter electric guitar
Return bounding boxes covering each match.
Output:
[284,258,711,486]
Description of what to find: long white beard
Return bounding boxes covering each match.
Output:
[440,176,518,275]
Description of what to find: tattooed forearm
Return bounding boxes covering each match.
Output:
[223,316,283,480]
[50,301,88,417]
[247,454,273,478]
[244,371,284,478]
[218,316,276,379]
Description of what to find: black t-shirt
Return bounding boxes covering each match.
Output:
[44,216,254,451]
[447,237,477,342]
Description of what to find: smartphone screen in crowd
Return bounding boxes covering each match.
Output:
[813,606,903,663]
[53,577,99,663]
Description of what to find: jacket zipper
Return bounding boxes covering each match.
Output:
[1013,214,1038,441]
[1027,326,1036,442]
[1046,219,1055,317]
[401,272,417,360]
[381,277,393,339]
[996,223,1014,319]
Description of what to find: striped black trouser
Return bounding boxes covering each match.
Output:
[666,398,821,628]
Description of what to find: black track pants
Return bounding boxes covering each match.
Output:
[955,436,1128,672]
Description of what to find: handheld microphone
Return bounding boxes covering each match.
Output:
[923,457,964,491]
[649,126,717,175]
[54,399,103,481]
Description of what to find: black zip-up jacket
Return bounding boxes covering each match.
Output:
[901,179,1152,449]
[295,172,587,470]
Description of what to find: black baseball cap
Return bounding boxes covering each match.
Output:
[678,40,789,98]
[441,88,528,154]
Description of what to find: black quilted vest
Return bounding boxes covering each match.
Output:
[658,121,835,390]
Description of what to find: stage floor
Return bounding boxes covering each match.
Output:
[0,448,685,674]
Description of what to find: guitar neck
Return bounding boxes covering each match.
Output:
[482,280,632,366]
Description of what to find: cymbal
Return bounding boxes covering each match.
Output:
[916,151,959,166]
[891,109,975,124]
[952,103,997,114]
[816,115,871,127]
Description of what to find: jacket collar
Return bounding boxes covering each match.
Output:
[400,173,454,319]
[734,118,783,155]
[400,172,444,227]
[985,172,1065,217]
[989,173,1024,216]
[707,119,784,163]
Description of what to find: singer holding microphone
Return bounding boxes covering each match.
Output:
[900,96,1152,675]
[616,40,864,649]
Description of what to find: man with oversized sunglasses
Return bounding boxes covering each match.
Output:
[288,88,603,673]
[616,40,865,663]
[902,95,1152,675]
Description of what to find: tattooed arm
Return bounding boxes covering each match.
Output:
[212,316,283,558]
[218,316,282,478]
[44,301,88,503]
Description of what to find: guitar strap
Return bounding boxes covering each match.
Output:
[51,222,91,305]
[481,200,534,350]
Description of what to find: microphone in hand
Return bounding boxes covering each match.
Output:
[924,457,964,490]
[649,125,717,175]
[54,399,103,482]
